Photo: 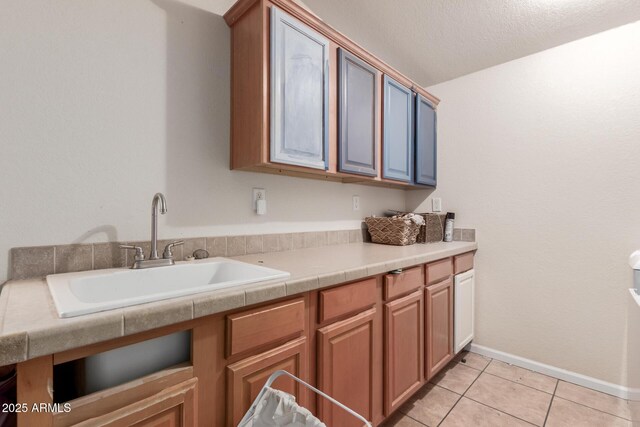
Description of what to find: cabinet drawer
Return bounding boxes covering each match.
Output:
[384,266,424,301]
[319,278,377,323]
[227,298,305,357]
[425,258,452,285]
[454,252,474,274]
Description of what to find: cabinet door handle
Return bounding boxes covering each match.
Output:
[389,269,403,275]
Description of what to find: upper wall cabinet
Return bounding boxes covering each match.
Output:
[382,76,414,183]
[224,0,440,189]
[338,49,379,176]
[414,94,437,186]
[270,7,330,170]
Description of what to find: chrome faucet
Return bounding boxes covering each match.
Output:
[150,193,167,260]
[120,193,183,269]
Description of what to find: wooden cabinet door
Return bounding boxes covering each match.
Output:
[226,337,308,426]
[317,308,377,426]
[71,377,198,427]
[384,290,424,415]
[270,7,330,170]
[425,278,454,380]
[415,93,437,186]
[338,48,379,176]
[382,75,413,182]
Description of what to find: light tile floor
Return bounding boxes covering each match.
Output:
[382,351,633,427]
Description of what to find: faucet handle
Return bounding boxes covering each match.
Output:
[120,245,145,261]
[193,249,209,260]
[163,240,184,260]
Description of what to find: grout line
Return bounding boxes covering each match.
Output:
[401,351,631,427]
[436,354,492,426]
[462,354,549,426]
[482,371,555,395]
[551,396,632,422]
[482,361,631,421]
[469,344,635,400]
[542,381,559,426]
[461,357,490,395]
[461,396,538,426]
[402,412,429,426]
[435,393,463,427]
[397,383,449,426]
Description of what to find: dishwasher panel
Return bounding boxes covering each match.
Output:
[454,269,475,353]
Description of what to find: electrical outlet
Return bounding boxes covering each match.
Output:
[352,195,360,211]
[432,198,442,212]
[253,188,266,208]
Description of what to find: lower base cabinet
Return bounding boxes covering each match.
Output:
[317,308,377,426]
[384,290,424,415]
[15,254,472,427]
[226,337,308,426]
[425,278,454,380]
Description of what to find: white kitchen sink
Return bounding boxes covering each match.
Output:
[47,258,290,318]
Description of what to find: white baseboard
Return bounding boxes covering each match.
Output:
[469,343,640,401]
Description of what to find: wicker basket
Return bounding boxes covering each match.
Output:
[364,216,421,246]
[385,211,446,243]
[417,213,447,243]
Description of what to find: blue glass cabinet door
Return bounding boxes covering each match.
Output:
[270,7,330,170]
[382,76,413,182]
[415,94,437,187]
[338,48,379,176]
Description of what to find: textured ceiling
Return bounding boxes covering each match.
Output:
[300,0,640,86]
[210,0,640,87]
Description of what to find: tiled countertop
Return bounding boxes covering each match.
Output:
[0,241,477,365]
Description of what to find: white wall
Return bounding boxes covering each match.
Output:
[3,0,639,390]
[0,0,406,283]
[407,22,640,387]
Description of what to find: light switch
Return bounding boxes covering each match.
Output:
[352,195,360,211]
[432,198,442,212]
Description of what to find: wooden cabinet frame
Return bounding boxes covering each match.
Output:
[18,319,207,427]
[15,253,473,427]
[225,0,440,189]
[70,378,198,427]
